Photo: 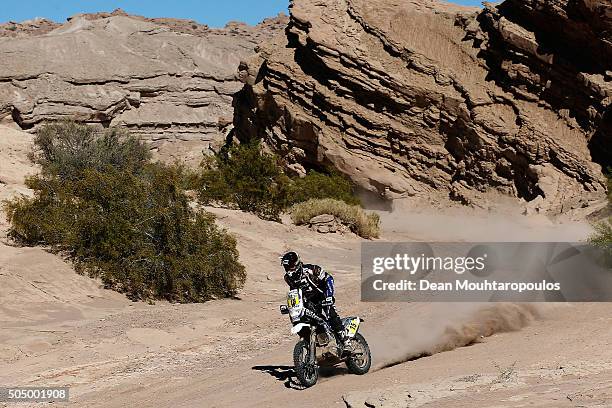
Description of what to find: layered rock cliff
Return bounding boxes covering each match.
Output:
[235,0,610,214]
[0,9,287,162]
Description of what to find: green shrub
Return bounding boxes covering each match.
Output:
[290,198,380,239]
[287,170,360,206]
[195,142,361,221]
[5,122,246,302]
[32,121,151,179]
[196,141,291,221]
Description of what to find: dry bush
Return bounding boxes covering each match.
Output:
[290,198,380,239]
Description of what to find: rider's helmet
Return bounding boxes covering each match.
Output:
[281,251,303,278]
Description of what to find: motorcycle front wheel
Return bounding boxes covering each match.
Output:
[346,333,371,375]
[293,339,318,387]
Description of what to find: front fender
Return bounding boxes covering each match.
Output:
[291,323,310,335]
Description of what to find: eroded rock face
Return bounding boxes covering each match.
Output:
[0,10,288,163]
[235,0,610,215]
[474,0,612,171]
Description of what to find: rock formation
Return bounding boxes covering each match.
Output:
[0,18,59,37]
[307,214,350,234]
[0,9,288,163]
[235,0,610,215]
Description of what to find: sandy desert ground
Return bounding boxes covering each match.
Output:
[1,124,611,407]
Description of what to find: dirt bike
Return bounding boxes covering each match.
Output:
[279,288,371,387]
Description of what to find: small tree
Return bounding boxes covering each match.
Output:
[5,122,246,302]
[197,141,290,221]
[288,170,360,206]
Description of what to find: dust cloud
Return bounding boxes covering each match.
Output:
[363,198,588,370]
[378,203,593,242]
[368,303,542,370]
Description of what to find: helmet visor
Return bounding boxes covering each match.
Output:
[281,252,301,275]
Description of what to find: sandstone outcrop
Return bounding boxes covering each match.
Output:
[0,18,59,37]
[235,0,610,215]
[0,10,287,163]
[307,214,350,234]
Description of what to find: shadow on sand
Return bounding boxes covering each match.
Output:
[252,364,349,390]
[252,365,300,389]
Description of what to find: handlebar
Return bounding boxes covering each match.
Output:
[279,304,324,322]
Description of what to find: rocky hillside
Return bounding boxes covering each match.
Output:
[235,0,610,215]
[0,9,288,162]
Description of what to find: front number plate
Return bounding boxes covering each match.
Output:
[287,290,301,308]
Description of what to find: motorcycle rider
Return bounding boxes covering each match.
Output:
[281,251,349,351]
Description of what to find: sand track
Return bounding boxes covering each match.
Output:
[0,124,610,407]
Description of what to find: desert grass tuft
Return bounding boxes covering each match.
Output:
[290,198,380,239]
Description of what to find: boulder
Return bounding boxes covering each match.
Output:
[307,214,349,234]
[309,214,335,224]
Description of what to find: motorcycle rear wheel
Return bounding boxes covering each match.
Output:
[293,339,318,387]
[346,333,371,375]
